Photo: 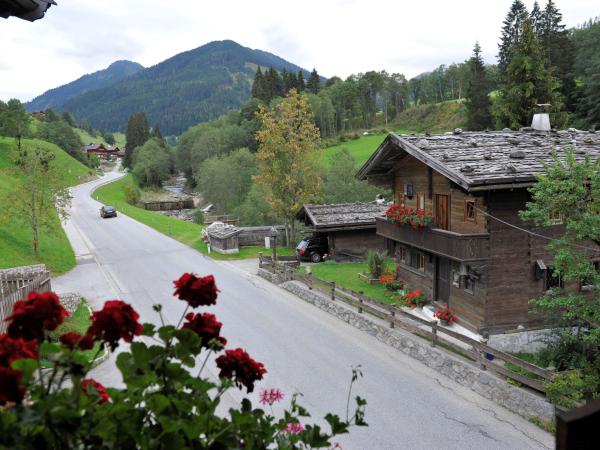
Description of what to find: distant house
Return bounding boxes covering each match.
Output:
[357,130,600,335]
[30,111,46,119]
[84,143,123,160]
[296,202,388,260]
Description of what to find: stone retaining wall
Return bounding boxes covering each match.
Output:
[259,270,555,422]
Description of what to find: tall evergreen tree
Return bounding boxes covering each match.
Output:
[297,71,306,92]
[539,0,575,106]
[495,17,563,128]
[251,66,266,101]
[498,0,528,72]
[465,42,493,131]
[307,69,320,94]
[124,112,150,168]
[264,67,283,102]
[530,1,543,36]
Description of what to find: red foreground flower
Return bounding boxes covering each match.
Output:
[0,366,25,406]
[86,300,142,350]
[59,332,94,351]
[6,291,69,341]
[0,334,38,367]
[215,348,266,393]
[173,273,219,307]
[181,312,226,348]
[82,378,110,404]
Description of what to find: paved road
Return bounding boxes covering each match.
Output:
[53,170,553,450]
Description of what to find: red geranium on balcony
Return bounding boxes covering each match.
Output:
[385,204,435,229]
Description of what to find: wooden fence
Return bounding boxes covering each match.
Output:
[259,262,556,396]
[204,215,237,226]
[0,265,52,333]
[142,199,194,211]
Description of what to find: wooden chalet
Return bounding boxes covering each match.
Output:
[357,130,600,335]
[296,202,387,260]
[84,143,124,160]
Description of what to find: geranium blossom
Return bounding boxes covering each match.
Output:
[173,273,219,307]
[6,292,69,341]
[259,388,284,405]
[86,300,142,350]
[215,348,266,393]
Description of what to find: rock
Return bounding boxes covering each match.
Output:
[468,139,478,148]
[417,139,430,149]
[506,164,518,173]
[509,150,526,159]
[453,128,463,135]
[502,127,512,132]
[507,137,520,146]
[483,152,493,160]
[460,165,475,173]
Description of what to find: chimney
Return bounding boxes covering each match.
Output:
[531,104,551,131]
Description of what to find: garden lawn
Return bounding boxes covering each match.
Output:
[93,174,294,260]
[309,260,399,305]
[0,137,92,274]
[322,130,414,168]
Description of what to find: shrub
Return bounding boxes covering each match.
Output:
[379,267,403,291]
[367,250,385,279]
[192,208,205,225]
[123,183,140,206]
[0,273,367,448]
[434,304,456,324]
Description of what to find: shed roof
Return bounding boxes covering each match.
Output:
[357,130,600,191]
[207,225,241,239]
[296,202,388,231]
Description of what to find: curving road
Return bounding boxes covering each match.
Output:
[53,170,553,450]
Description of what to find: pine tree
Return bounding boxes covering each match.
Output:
[465,42,493,131]
[307,69,320,94]
[251,66,265,101]
[539,0,575,106]
[152,123,166,146]
[576,61,600,130]
[124,112,150,168]
[498,0,529,72]
[530,1,543,36]
[495,17,563,128]
[297,71,306,92]
[264,67,283,102]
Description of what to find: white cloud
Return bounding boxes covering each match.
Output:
[0,0,597,102]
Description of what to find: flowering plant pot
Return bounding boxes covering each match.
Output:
[385,203,435,230]
[379,268,404,291]
[402,289,426,308]
[434,304,457,325]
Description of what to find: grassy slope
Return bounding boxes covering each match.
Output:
[75,129,126,148]
[322,130,413,168]
[0,137,91,273]
[393,101,467,134]
[93,175,293,260]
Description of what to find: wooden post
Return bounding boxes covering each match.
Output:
[331,281,336,301]
[431,321,438,347]
[358,297,363,314]
[390,310,395,328]
[307,273,312,290]
[258,252,263,268]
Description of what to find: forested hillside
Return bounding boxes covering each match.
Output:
[26,60,143,112]
[59,40,314,135]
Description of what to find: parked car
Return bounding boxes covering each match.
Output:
[296,236,328,263]
[100,205,117,218]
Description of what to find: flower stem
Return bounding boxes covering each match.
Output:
[197,350,213,377]
[176,305,190,329]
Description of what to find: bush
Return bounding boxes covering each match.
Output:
[123,183,140,206]
[0,274,367,448]
[367,250,385,278]
[192,208,204,225]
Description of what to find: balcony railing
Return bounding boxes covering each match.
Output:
[376,217,489,261]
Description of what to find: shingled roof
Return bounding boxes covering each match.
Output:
[296,202,389,232]
[357,130,600,191]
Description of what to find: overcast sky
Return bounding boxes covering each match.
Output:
[0,0,597,102]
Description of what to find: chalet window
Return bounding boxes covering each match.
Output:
[396,246,407,263]
[464,266,477,293]
[416,192,425,210]
[409,250,425,272]
[404,183,414,199]
[548,210,564,225]
[546,269,564,290]
[464,200,476,222]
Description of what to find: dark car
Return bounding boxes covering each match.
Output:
[100,205,117,218]
[296,236,328,263]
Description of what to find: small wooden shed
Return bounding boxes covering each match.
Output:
[296,202,388,261]
[207,226,241,254]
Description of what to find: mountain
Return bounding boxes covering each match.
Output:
[57,40,315,135]
[26,60,144,112]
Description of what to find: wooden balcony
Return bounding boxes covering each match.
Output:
[376,217,490,262]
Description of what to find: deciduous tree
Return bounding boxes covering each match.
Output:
[255,90,321,244]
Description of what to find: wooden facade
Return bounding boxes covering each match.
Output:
[358,131,600,334]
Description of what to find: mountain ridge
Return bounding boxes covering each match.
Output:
[41,40,315,135]
[26,60,144,112]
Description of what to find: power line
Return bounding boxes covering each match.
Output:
[473,205,600,254]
